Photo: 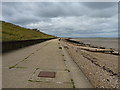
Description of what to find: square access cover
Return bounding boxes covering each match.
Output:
[38,71,56,78]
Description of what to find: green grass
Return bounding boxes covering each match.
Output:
[71,79,76,89]
[59,47,62,49]
[65,69,70,72]
[64,59,66,61]
[28,80,42,82]
[1,21,56,41]
[9,64,18,69]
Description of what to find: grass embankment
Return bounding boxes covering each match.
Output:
[1,21,55,41]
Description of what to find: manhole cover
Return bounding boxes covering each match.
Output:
[38,71,56,78]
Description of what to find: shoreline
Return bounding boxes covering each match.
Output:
[64,38,119,55]
[70,38,119,52]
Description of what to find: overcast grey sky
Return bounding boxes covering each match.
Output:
[2,2,118,37]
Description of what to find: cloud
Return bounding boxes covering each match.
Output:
[82,2,117,9]
[26,16,117,37]
[2,2,118,37]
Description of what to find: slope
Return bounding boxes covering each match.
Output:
[1,21,55,41]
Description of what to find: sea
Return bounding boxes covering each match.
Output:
[71,38,119,51]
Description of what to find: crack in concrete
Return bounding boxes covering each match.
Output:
[9,42,50,69]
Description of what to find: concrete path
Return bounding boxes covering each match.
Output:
[2,39,92,88]
[60,42,93,88]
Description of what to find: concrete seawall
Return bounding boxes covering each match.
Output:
[2,38,56,53]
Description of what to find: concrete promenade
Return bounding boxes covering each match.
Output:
[2,39,92,88]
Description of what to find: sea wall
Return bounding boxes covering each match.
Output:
[2,38,56,53]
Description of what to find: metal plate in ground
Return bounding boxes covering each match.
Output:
[38,71,56,78]
[29,69,72,84]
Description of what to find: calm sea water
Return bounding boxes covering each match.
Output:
[71,38,119,51]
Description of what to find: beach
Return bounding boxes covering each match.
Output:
[61,38,119,88]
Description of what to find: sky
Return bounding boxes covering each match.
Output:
[1,2,118,37]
